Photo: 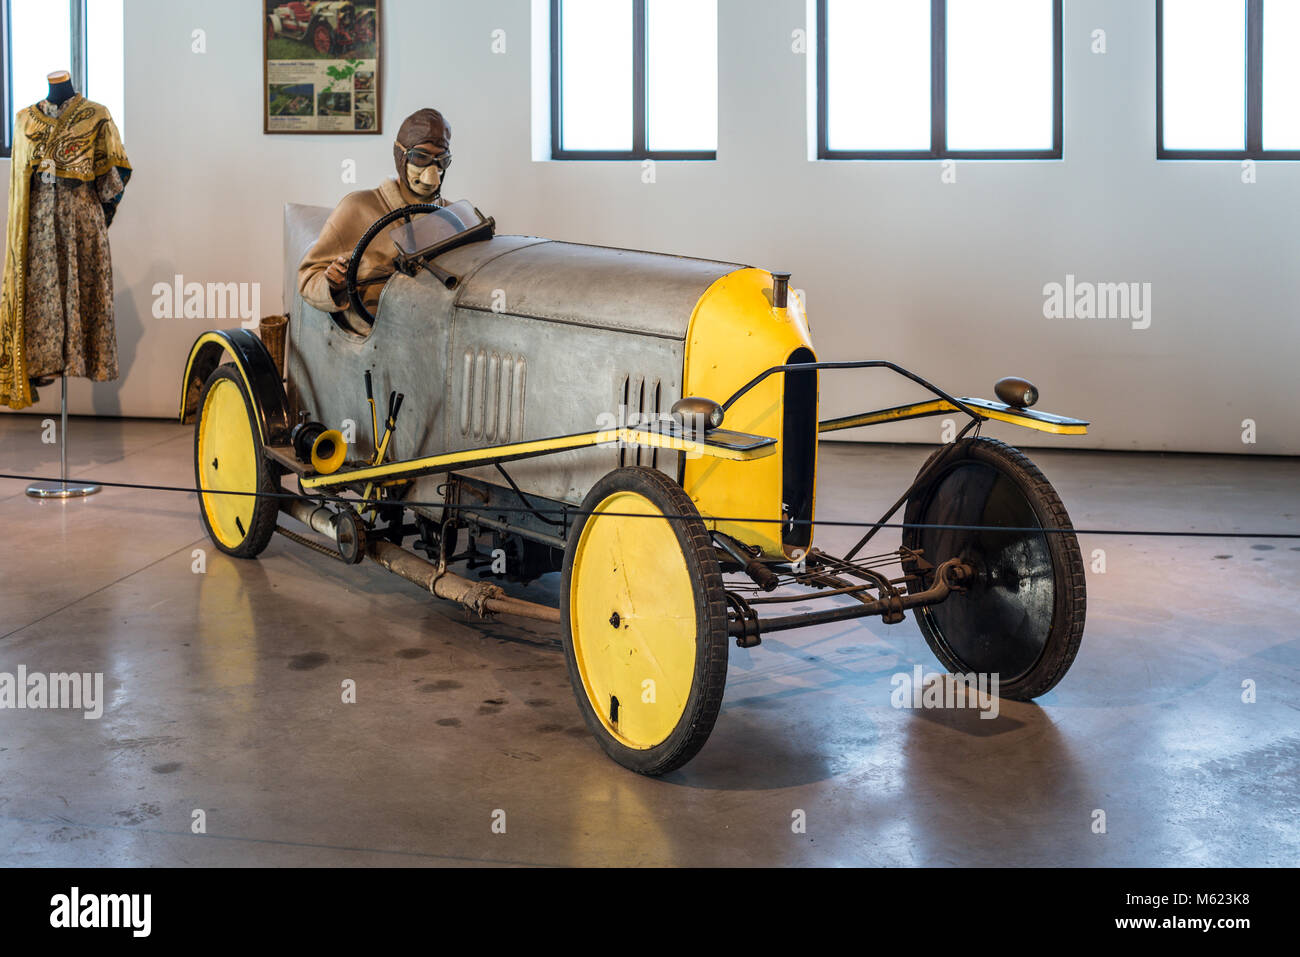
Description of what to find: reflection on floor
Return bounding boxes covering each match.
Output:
[0,415,1297,866]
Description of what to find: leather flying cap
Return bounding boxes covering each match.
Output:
[393,108,451,175]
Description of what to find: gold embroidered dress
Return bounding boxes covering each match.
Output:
[0,94,131,409]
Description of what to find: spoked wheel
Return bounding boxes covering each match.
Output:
[312,23,333,55]
[561,467,728,775]
[901,437,1085,700]
[194,366,281,558]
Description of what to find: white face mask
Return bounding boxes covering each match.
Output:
[406,162,442,198]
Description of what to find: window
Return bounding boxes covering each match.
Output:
[1158,0,1300,158]
[2,0,125,158]
[817,0,1063,160]
[550,0,717,160]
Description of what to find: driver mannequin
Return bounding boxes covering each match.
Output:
[298,107,451,332]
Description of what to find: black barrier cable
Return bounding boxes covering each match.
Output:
[494,463,566,527]
[3,472,1298,539]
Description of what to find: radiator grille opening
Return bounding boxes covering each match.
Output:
[632,376,645,467]
[615,374,662,470]
[617,375,630,468]
[650,379,662,470]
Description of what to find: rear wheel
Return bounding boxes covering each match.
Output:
[312,23,333,55]
[902,437,1085,700]
[194,365,281,559]
[561,467,728,775]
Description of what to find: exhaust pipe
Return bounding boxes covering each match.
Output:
[368,540,561,623]
[281,497,339,540]
[277,496,560,622]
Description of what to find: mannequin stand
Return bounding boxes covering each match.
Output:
[26,375,101,499]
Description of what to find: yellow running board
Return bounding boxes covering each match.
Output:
[300,424,777,490]
[819,397,1089,436]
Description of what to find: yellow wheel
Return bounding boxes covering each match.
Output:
[561,467,728,775]
[193,365,280,558]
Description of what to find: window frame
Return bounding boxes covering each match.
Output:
[1156,0,1299,160]
[816,0,1063,161]
[0,0,11,159]
[549,0,717,161]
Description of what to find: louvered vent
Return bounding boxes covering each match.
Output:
[461,350,526,442]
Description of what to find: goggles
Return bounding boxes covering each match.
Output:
[401,145,452,170]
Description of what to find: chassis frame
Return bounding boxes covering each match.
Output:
[180,331,1087,646]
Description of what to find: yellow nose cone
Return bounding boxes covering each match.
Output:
[311,430,347,474]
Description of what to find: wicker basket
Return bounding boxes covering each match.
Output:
[259,314,289,380]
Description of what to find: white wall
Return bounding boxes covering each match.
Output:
[2,0,1296,455]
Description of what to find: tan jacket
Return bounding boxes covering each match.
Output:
[297,178,444,330]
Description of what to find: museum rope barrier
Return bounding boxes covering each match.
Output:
[2,472,1297,540]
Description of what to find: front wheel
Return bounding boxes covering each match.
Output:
[901,437,1086,700]
[561,467,729,775]
[193,365,281,558]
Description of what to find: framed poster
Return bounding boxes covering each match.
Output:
[263,0,381,134]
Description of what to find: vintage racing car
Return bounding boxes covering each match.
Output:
[265,1,374,56]
[179,200,1089,775]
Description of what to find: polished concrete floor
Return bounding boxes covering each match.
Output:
[1,414,1297,866]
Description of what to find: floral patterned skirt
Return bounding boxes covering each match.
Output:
[22,169,124,382]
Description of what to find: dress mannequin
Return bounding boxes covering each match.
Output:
[25,72,77,393]
[46,70,76,106]
[0,69,131,409]
[1,69,132,496]
[18,74,70,392]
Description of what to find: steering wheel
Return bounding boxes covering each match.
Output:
[345,203,441,326]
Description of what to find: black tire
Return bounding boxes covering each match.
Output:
[193,365,281,559]
[311,22,334,55]
[901,437,1086,700]
[561,467,729,775]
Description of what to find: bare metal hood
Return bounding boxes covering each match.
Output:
[444,236,746,341]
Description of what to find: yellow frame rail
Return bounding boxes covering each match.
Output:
[300,425,776,491]
[819,397,1089,436]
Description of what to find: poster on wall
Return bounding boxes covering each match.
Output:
[263,0,381,134]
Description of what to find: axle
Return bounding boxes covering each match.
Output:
[727,558,971,640]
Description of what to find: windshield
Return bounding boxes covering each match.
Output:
[388,199,488,258]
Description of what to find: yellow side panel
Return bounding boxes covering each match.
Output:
[683,268,816,559]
